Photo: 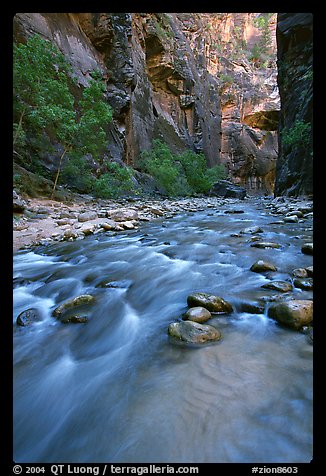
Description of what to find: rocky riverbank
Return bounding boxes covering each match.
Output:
[13,191,313,253]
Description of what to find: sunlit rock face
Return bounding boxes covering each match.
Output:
[13,13,281,194]
[275,13,313,197]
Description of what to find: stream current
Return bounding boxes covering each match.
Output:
[13,198,313,463]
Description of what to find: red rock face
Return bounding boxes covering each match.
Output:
[13,12,280,194]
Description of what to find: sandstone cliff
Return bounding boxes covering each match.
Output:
[13,12,281,195]
[275,13,313,196]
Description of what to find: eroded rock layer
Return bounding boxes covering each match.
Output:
[13,13,282,194]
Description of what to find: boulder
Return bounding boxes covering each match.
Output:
[267,299,313,330]
[293,278,313,291]
[209,180,246,199]
[292,268,308,278]
[250,260,277,273]
[301,242,313,255]
[182,306,212,323]
[53,294,95,318]
[262,281,293,292]
[100,219,118,231]
[187,292,233,314]
[107,208,139,222]
[78,211,98,222]
[168,320,222,344]
[16,308,42,326]
[305,266,313,277]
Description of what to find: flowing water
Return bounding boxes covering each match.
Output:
[13,198,313,463]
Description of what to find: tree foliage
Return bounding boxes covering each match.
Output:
[13,34,113,197]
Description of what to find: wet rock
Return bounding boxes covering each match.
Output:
[182,306,212,323]
[16,308,42,326]
[78,211,98,222]
[293,278,313,291]
[305,266,313,277]
[286,210,304,218]
[237,302,265,314]
[301,242,313,255]
[168,320,222,344]
[250,260,277,273]
[187,292,233,314]
[251,241,281,249]
[262,281,293,292]
[13,277,32,288]
[53,294,95,318]
[283,215,299,223]
[209,180,246,199]
[240,225,264,234]
[96,279,133,289]
[267,299,313,330]
[292,268,308,278]
[60,314,89,324]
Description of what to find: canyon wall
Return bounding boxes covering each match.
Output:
[275,13,313,196]
[13,12,281,195]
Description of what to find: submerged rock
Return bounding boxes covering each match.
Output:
[168,320,222,344]
[267,299,313,330]
[251,241,281,249]
[187,292,233,314]
[182,306,212,323]
[60,314,89,324]
[237,302,265,314]
[240,225,264,234]
[262,281,293,292]
[16,308,42,326]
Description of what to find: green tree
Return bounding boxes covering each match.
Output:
[13,35,113,198]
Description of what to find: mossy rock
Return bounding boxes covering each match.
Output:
[187,292,233,314]
[53,294,95,319]
[268,299,313,330]
[168,320,222,344]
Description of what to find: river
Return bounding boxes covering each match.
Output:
[13,197,313,463]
